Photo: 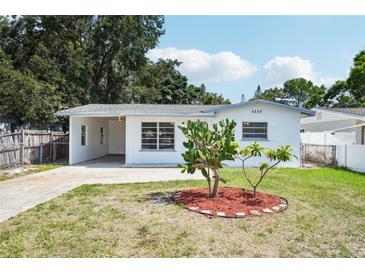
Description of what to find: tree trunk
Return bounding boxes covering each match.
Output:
[253,186,257,197]
[209,177,219,197]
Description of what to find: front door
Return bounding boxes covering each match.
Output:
[362,126,365,145]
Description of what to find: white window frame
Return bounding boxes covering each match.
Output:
[99,127,105,144]
[242,121,268,140]
[141,122,175,150]
[81,125,87,146]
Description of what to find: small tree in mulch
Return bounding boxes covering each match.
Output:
[178,119,239,198]
[237,142,296,197]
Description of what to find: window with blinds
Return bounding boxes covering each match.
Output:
[242,122,268,140]
[141,122,175,150]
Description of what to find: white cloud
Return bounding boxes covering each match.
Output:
[264,56,338,87]
[147,47,256,83]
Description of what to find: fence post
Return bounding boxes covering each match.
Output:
[20,129,25,166]
[52,132,57,162]
[53,143,57,162]
[50,131,52,161]
[39,143,43,164]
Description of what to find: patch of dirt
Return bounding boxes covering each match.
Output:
[174,187,285,217]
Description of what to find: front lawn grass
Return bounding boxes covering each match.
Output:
[0,168,364,257]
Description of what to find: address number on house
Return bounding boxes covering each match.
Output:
[251,109,262,114]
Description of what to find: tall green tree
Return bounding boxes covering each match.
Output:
[126,59,230,104]
[282,78,326,108]
[252,78,326,108]
[347,50,365,104]
[0,16,93,108]
[0,15,165,127]
[0,15,230,128]
[322,80,358,107]
[87,16,165,103]
[0,48,59,126]
[253,87,284,102]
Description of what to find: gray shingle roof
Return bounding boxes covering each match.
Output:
[56,104,219,116]
[56,100,315,117]
[320,108,365,118]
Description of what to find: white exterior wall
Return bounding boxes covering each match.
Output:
[124,103,301,167]
[69,116,109,164]
[125,115,214,165]
[68,103,304,167]
[214,104,301,167]
[108,120,125,154]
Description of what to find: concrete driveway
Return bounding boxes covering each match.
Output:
[0,157,203,222]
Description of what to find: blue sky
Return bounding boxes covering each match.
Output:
[147,16,365,103]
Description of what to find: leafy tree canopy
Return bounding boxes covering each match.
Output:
[0,15,229,128]
[322,80,358,108]
[253,78,327,109]
[347,50,365,104]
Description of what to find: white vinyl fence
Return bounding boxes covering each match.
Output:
[336,144,365,172]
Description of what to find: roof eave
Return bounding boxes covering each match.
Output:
[55,111,215,117]
[204,99,315,117]
[313,108,365,120]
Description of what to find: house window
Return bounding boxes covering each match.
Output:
[300,128,305,133]
[141,122,175,150]
[99,127,104,144]
[158,122,175,150]
[81,125,87,146]
[242,122,268,140]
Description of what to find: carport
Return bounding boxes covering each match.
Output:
[68,116,126,165]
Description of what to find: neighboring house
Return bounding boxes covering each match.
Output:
[56,100,315,167]
[301,108,365,145]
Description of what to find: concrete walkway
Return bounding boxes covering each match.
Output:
[0,159,203,222]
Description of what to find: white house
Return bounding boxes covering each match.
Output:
[56,100,315,167]
[301,108,365,145]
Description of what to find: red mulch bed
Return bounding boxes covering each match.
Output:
[174,187,286,217]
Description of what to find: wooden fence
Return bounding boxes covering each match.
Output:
[0,130,69,169]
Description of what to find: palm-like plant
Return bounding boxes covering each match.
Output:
[237,142,296,197]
